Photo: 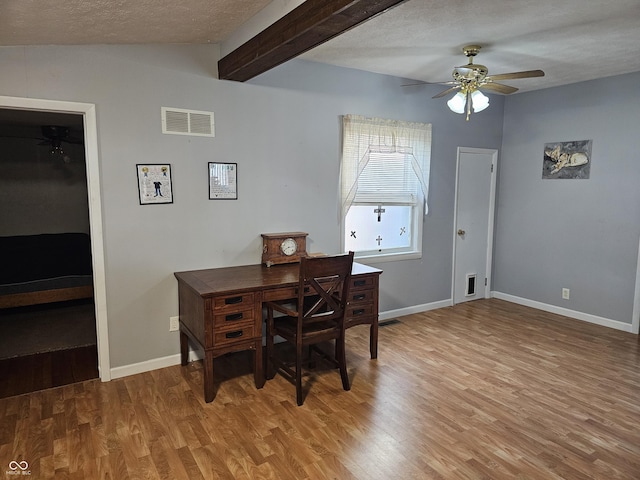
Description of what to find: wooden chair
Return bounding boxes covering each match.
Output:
[265,252,354,406]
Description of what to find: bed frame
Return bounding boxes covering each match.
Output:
[0,233,94,309]
[0,285,94,309]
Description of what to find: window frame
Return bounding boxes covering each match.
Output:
[341,199,424,264]
[339,115,431,263]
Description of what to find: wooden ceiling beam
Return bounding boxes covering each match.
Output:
[218,0,410,82]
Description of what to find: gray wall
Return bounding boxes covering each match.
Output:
[0,132,90,236]
[0,45,504,368]
[250,59,505,312]
[495,71,640,324]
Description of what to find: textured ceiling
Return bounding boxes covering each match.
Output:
[0,0,272,45]
[300,0,640,92]
[1,0,640,93]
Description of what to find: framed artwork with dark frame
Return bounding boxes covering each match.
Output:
[136,164,173,204]
[209,162,238,200]
[543,140,592,179]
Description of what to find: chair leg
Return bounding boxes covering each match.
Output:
[296,343,304,406]
[265,310,276,380]
[337,335,350,391]
[307,344,316,369]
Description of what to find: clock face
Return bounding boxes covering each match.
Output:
[280,238,298,256]
[261,232,308,266]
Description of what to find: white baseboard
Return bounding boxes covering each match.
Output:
[110,349,203,380]
[110,300,452,380]
[113,294,633,381]
[492,291,634,333]
[379,299,452,321]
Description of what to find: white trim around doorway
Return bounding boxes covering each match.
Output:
[633,236,640,334]
[0,95,111,381]
[451,147,498,305]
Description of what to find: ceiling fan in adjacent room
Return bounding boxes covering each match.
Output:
[409,45,545,120]
[0,124,84,163]
[38,125,84,158]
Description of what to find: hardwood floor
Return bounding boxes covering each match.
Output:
[0,298,99,399]
[0,345,99,399]
[1,299,639,479]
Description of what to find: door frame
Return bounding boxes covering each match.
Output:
[451,147,498,305]
[633,236,640,334]
[0,95,111,381]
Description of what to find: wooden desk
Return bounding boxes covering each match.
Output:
[174,262,382,403]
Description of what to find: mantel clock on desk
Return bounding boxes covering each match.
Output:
[261,232,308,267]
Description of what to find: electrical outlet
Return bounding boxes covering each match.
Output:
[562,288,570,300]
[169,316,179,332]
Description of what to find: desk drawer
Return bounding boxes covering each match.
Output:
[348,289,375,305]
[346,303,374,320]
[213,324,256,346]
[350,275,376,291]
[212,292,255,311]
[213,307,254,328]
[265,275,374,302]
[263,286,312,302]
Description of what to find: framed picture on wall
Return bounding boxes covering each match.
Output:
[542,140,592,179]
[209,162,238,199]
[136,164,173,204]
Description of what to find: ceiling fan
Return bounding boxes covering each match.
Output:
[415,45,545,120]
[38,125,84,156]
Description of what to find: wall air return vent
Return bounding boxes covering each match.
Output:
[161,107,215,137]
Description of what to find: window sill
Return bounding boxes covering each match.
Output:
[353,251,422,265]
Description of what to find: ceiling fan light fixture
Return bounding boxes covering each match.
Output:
[447,91,467,114]
[471,89,490,112]
[436,44,544,120]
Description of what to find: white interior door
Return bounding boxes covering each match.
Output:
[452,148,497,305]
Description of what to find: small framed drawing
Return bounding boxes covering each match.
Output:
[136,164,173,205]
[209,162,238,200]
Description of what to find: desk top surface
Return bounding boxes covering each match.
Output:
[175,262,381,296]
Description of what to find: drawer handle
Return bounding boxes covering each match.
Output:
[294,286,310,295]
[225,296,243,305]
[225,330,244,339]
[225,312,243,322]
[353,280,366,287]
[352,294,366,301]
[353,308,365,316]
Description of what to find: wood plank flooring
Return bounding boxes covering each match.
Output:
[1,299,639,479]
[0,345,99,399]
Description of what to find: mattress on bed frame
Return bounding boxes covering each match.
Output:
[0,233,94,308]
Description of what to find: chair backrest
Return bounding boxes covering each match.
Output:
[296,252,354,328]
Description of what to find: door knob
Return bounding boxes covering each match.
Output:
[457,229,466,236]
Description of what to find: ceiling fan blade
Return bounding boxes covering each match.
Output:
[481,83,519,95]
[402,80,457,87]
[489,70,545,81]
[432,85,461,99]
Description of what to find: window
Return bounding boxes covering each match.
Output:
[340,115,431,262]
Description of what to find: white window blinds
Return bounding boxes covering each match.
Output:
[340,115,432,216]
[353,147,419,204]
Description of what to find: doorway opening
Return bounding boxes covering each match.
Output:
[0,96,110,397]
[0,109,97,397]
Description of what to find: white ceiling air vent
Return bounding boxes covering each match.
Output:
[161,107,215,137]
